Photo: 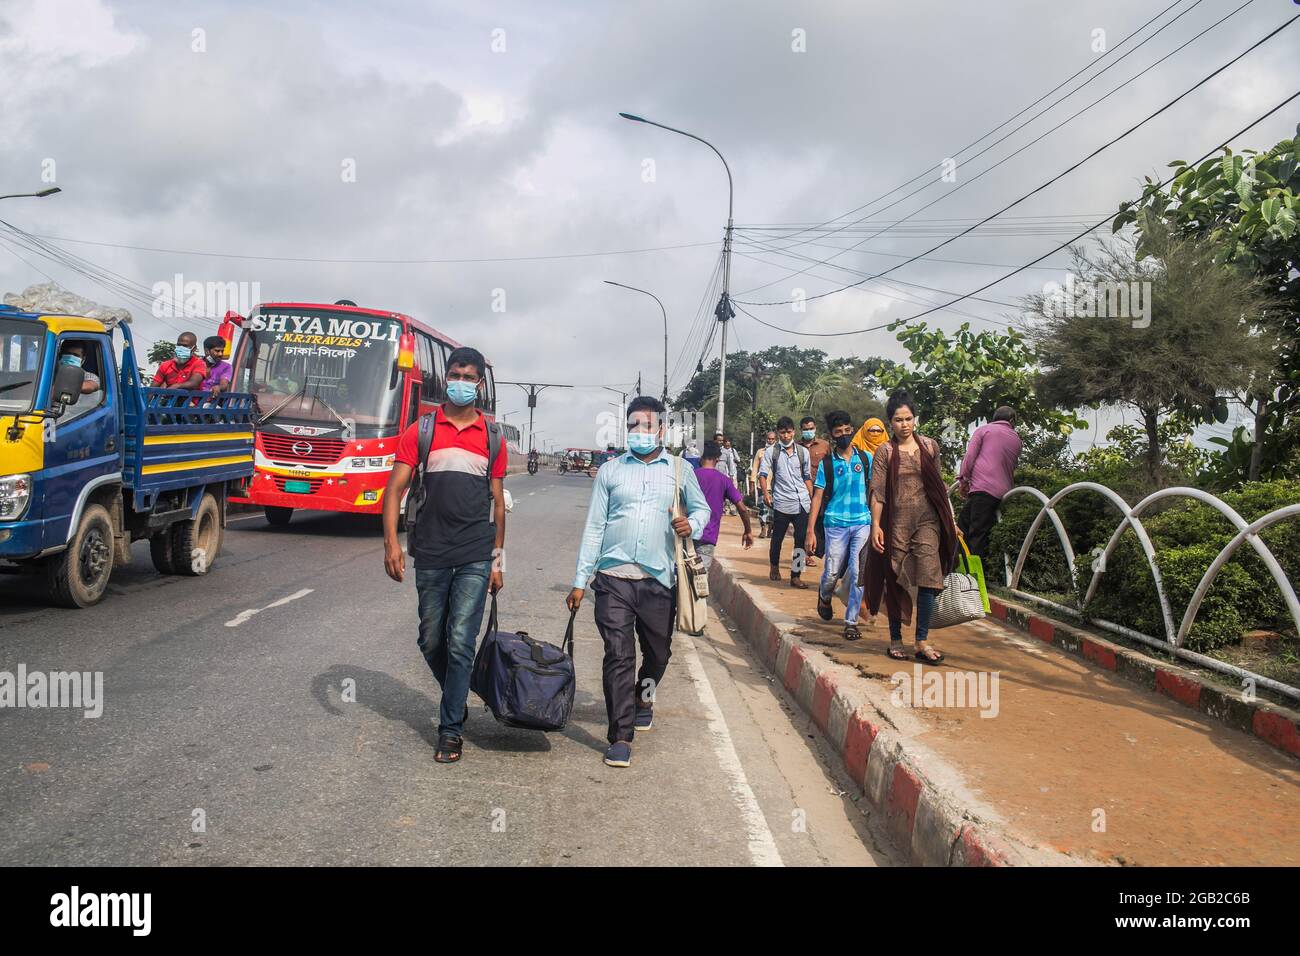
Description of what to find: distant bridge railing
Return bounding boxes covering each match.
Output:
[993,482,1300,702]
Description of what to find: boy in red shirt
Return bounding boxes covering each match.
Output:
[151,332,208,388]
[382,346,507,765]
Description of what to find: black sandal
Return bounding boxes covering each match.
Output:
[886,643,909,661]
[915,646,945,665]
[434,733,463,763]
[843,624,861,641]
[816,596,834,621]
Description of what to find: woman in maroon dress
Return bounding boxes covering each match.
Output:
[861,391,958,663]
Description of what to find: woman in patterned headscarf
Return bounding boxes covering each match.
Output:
[852,417,887,457]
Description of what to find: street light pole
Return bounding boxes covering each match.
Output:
[604,280,669,407]
[618,113,733,434]
[602,385,628,448]
[0,187,61,202]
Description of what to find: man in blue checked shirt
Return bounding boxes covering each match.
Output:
[568,396,711,768]
[805,410,874,642]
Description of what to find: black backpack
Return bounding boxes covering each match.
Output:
[405,407,503,555]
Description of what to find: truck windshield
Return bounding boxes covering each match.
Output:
[235,308,403,433]
[0,320,45,415]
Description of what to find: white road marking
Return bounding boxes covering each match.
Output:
[224,588,315,627]
[680,632,784,867]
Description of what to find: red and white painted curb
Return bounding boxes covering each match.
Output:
[708,558,1068,867]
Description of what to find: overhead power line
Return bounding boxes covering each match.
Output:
[737,87,1300,338]
[734,12,1296,308]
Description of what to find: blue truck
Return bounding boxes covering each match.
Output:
[0,304,254,607]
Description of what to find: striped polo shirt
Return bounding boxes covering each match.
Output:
[395,408,507,569]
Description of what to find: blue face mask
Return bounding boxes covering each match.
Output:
[446,380,478,406]
[60,354,83,368]
[627,431,659,455]
[174,345,193,362]
[801,429,815,440]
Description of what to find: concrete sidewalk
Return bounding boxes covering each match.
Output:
[709,517,1300,866]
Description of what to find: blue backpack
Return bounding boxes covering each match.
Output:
[471,596,577,731]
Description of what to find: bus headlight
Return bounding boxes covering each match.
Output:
[0,474,32,520]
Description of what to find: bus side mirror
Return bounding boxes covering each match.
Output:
[52,364,85,408]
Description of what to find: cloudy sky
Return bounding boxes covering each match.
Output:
[1,0,1296,450]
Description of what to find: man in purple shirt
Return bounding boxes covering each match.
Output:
[957,406,1023,559]
[200,336,233,393]
[694,441,754,569]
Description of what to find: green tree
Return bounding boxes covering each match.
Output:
[147,340,176,365]
[1112,128,1300,480]
[1027,231,1271,484]
[873,320,1083,467]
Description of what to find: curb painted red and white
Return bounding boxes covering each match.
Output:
[988,597,1300,761]
[707,558,1071,867]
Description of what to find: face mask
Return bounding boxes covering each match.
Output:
[204,353,219,366]
[174,345,193,362]
[801,429,815,441]
[779,438,794,448]
[446,380,478,406]
[627,431,659,454]
[835,434,852,450]
[60,354,83,368]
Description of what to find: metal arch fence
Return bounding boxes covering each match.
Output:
[996,482,1300,700]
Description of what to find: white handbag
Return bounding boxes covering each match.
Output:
[928,535,986,630]
[673,456,708,635]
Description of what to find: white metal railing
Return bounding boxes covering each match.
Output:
[996,483,1300,700]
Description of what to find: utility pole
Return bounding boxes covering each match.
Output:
[602,385,628,448]
[498,381,573,453]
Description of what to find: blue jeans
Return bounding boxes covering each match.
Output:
[819,523,871,624]
[415,561,491,737]
[889,586,943,644]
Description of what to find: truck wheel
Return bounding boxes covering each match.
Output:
[173,493,222,576]
[264,506,293,526]
[149,530,178,574]
[46,503,115,608]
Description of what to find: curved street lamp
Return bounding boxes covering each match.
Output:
[0,187,62,201]
[603,280,667,406]
[618,112,733,434]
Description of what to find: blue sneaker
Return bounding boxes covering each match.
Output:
[634,705,654,732]
[603,742,632,767]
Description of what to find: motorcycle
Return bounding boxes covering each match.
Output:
[527,457,539,475]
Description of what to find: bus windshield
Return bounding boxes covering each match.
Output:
[236,307,403,433]
[0,319,45,415]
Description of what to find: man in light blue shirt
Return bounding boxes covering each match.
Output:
[568,396,710,768]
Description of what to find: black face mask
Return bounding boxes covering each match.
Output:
[834,434,853,450]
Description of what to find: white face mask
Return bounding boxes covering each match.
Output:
[779,438,794,448]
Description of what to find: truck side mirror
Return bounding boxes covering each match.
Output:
[52,364,85,409]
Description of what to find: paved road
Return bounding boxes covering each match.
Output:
[0,469,896,866]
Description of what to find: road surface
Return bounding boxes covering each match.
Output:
[0,469,895,866]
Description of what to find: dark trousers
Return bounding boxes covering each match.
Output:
[769,508,810,573]
[957,491,1001,561]
[813,506,826,558]
[592,572,674,744]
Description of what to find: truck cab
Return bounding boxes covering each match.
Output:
[0,305,254,606]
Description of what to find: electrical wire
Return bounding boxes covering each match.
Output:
[735,12,1295,308]
[736,0,1258,300]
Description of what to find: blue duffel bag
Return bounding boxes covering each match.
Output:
[470,596,577,731]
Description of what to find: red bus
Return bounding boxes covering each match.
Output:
[225,299,505,525]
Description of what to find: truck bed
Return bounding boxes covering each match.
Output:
[122,386,255,511]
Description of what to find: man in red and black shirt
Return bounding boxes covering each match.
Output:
[150,331,208,388]
[383,346,507,765]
